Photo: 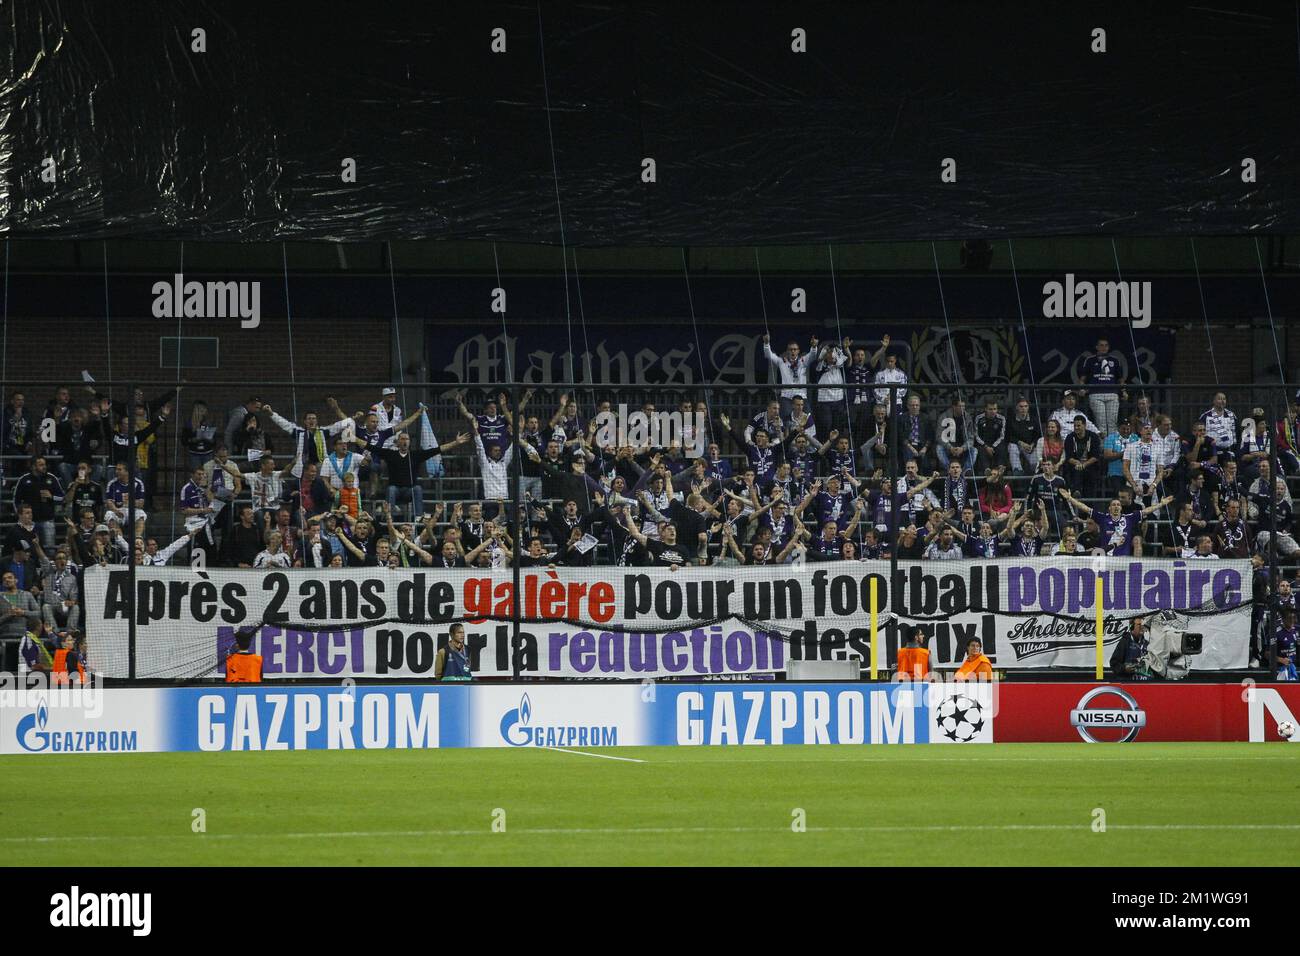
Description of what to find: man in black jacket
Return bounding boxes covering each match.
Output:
[54,408,104,485]
[225,505,265,569]
[1026,458,1069,537]
[2,391,34,467]
[43,385,79,426]
[516,537,555,568]
[84,384,177,424]
[550,459,605,514]
[1251,479,1298,559]
[289,462,334,524]
[534,501,602,566]
[894,394,933,473]
[1063,416,1103,496]
[377,431,449,520]
[974,400,1009,471]
[641,491,711,562]
[13,456,64,552]
[108,411,165,468]
[1109,616,1151,681]
[861,404,893,476]
[1007,397,1043,476]
[538,499,585,546]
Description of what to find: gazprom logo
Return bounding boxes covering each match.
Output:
[500,694,535,746]
[16,700,50,752]
[498,693,618,748]
[14,699,138,753]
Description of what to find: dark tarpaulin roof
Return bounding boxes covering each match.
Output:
[1,1,1296,244]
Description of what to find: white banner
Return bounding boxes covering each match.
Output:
[0,685,161,754]
[83,557,1251,679]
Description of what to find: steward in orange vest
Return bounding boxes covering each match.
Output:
[895,624,930,681]
[51,630,87,685]
[225,627,264,683]
[954,638,994,682]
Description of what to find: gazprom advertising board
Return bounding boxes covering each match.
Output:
[0,682,994,753]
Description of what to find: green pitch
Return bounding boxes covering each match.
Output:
[2,743,1296,866]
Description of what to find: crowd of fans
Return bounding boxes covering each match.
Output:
[1,335,1299,673]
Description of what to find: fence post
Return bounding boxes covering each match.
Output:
[126,383,137,680]
[510,380,522,679]
[887,382,900,680]
[1268,388,1281,652]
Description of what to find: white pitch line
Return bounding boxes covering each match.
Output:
[4,823,1299,845]
[542,746,645,763]
[651,754,1300,764]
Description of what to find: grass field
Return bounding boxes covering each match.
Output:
[3,743,1297,866]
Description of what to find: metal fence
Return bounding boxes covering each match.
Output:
[0,377,1294,676]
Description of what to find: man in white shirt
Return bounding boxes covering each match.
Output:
[474,421,519,503]
[870,335,908,409]
[201,446,244,539]
[810,339,847,439]
[248,455,288,522]
[1122,423,1164,506]
[894,459,941,519]
[1198,392,1238,458]
[1151,415,1182,492]
[636,473,682,541]
[265,405,351,478]
[1050,391,1099,436]
[923,527,964,561]
[320,435,362,492]
[1247,460,1290,520]
[762,333,815,420]
[142,529,200,567]
[745,400,786,445]
[370,387,404,450]
[254,532,294,569]
[180,466,215,530]
[784,395,817,444]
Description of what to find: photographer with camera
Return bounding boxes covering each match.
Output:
[1109,615,1152,681]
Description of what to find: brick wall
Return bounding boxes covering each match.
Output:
[0,316,393,419]
[1169,321,1253,386]
[1167,319,1296,416]
[0,316,397,511]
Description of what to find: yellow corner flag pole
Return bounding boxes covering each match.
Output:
[870,577,879,681]
[1095,575,1105,680]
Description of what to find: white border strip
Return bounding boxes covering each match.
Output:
[542,746,646,763]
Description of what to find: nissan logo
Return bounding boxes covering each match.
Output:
[1069,686,1147,743]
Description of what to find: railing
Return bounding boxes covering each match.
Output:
[0,378,1293,678]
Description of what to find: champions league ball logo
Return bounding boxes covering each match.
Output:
[935,694,985,742]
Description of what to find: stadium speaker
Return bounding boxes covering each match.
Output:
[786,660,863,681]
